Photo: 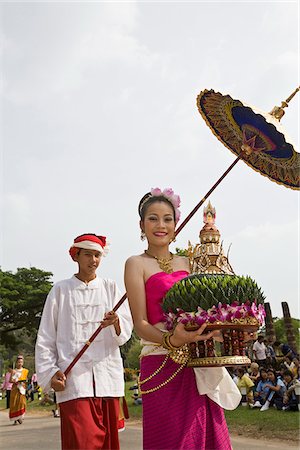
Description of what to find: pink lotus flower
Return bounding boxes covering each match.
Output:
[150,187,181,223]
[162,188,175,197]
[151,187,162,196]
[163,302,266,329]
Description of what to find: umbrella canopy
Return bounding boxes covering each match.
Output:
[197,89,300,190]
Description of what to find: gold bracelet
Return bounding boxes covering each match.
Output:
[161,331,171,350]
[162,331,185,352]
[165,332,183,351]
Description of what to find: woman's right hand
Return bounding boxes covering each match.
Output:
[170,322,220,347]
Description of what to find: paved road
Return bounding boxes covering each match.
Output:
[0,411,298,450]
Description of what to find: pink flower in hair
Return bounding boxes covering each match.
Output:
[150,187,181,223]
[151,187,162,196]
[162,188,175,197]
[171,194,181,208]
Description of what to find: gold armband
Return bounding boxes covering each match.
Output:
[162,331,181,351]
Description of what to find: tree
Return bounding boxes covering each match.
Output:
[125,339,142,370]
[0,267,53,350]
[273,317,300,349]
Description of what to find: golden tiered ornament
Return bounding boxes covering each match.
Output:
[163,202,265,368]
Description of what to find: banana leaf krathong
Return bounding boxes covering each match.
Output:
[162,274,265,332]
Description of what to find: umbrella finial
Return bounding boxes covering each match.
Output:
[269,86,300,121]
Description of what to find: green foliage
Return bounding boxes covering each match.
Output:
[273,317,300,350]
[163,274,265,313]
[175,247,188,257]
[125,339,142,370]
[0,267,53,350]
[121,330,142,370]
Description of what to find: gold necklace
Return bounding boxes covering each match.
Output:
[144,250,174,274]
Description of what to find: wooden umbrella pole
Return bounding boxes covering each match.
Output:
[64,153,243,376]
[64,293,127,376]
[175,153,242,236]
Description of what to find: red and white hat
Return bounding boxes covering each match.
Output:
[69,234,109,260]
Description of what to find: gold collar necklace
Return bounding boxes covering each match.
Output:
[144,250,174,274]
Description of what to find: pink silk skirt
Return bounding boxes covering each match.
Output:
[140,355,232,450]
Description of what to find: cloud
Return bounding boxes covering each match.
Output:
[235,220,298,242]
[3,193,30,225]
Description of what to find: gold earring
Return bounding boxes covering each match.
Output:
[140,231,146,241]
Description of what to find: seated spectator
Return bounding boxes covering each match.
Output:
[248,362,260,385]
[277,363,287,380]
[260,368,286,411]
[129,384,142,406]
[282,370,299,411]
[291,357,299,378]
[251,368,269,408]
[236,367,254,405]
[40,391,54,406]
[265,339,276,367]
[284,355,295,372]
[280,343,298,360]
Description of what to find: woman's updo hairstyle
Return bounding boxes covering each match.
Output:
[138,193,176,222]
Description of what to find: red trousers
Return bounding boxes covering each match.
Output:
[59,397,120,450]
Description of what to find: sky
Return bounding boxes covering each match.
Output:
[0,1,299,319]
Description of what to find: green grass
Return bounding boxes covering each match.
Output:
[225,406,299,442]
[0,396,55,415]
[2,389,299,442]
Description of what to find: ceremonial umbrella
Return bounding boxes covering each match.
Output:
[64,86,299,376]
[175,86,299,235]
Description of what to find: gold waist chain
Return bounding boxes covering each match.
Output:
[138,345,191,395]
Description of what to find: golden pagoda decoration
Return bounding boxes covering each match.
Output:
[163,201,265,367]
[187,201,235,275]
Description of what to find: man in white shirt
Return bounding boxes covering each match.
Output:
[35,233,133,450]
[252,335,267,367]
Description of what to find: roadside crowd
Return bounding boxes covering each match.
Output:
[232,336,300,412]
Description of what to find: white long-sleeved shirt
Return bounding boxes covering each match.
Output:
[35,275,133,404]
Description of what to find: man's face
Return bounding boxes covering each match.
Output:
[74,249,101,277]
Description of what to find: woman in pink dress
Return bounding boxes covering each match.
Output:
[124,187,240,450]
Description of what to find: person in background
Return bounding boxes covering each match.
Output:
[252,335,267,367]
[260,368,286,411]
[35,233,133,450]
[236,367,254,405]
[251,368,269,408]
[248,362,260,386]
[282,369,299,411]
[1,363,13,409]
[9,355,28,425]
[279,343,298,360]
[31,372,38,390]
[265,339,276,368]
[26,381,34,402]
[52,391,60,418]
[291,357,300,378]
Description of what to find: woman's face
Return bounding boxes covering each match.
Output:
[260,370,268,380]
[142,201,175,247]
[267,371,275,382]
[16,359,23,369]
